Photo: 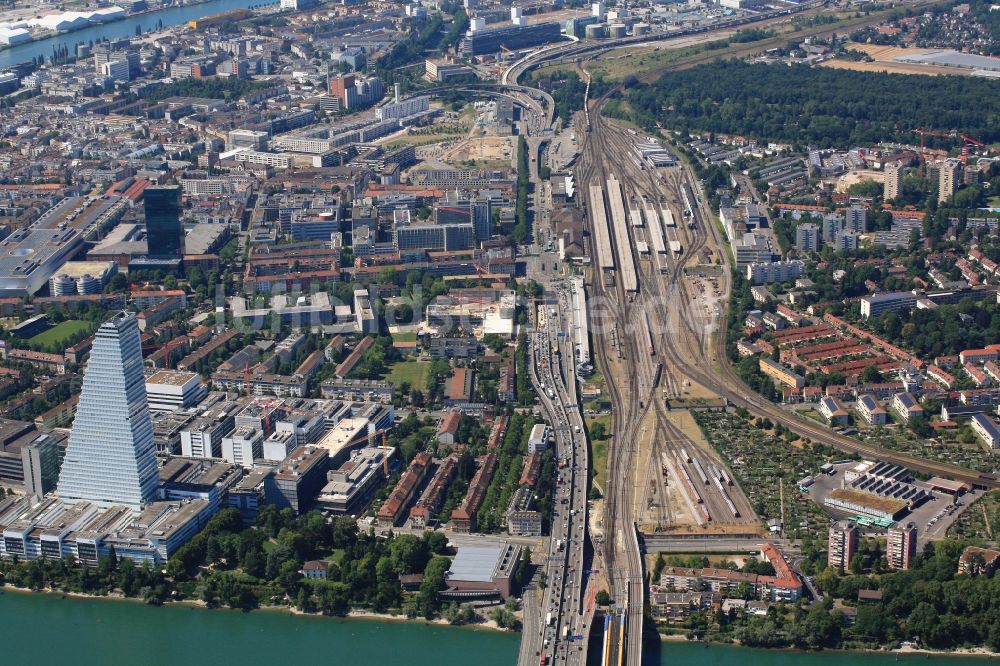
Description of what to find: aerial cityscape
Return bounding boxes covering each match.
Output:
[0,0,999,662]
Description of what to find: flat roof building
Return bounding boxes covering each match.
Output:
[265,446,330,515]
[316,446,394,515]
[444,542,522,599]
[860,291,917,319]
[144,370,207,413]
[0,196,126,296]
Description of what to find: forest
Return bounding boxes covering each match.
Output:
[670,532,1000,651]
[619,61,1000,147]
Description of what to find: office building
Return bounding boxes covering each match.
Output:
[222,426,263,467]
[56,312,159,512]
[144,370,207,413]
[828,520,859,572]
[884,162,903,201]
[180,400,240,459]
[144,185,183,258]
[21,433,65,499]
[528,424,550,454]
[265,446,330,514]
[887,522,917,570]
[263,430,297,462]
[228,468,271,525]
[228,129,269,151]
[316,446,394,515]
[435,198,492,242]
[101,59,130,82]
[938,158,962,203]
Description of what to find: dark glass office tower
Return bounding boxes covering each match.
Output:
[144,185,183,257]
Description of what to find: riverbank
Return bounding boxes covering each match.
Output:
[0,0,271,69]
[0,0,220,54]
[659,633,1000,661]
[0,582,514,635]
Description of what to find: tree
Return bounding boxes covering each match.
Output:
[418,556,450,618]
[595,590,611,606]
[389,535,430,575]
[860,365,883,385]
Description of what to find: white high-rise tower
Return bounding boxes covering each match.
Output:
[56,311,159,512]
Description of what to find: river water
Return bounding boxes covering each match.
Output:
[0,0,267,69]
[0,591,992,665]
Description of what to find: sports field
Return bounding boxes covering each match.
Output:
[29,320,93,348]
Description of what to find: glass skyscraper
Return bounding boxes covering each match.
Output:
[144,184,183,258]
[56,312,159,512]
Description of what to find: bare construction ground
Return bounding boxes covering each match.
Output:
[439,136,515,168]
[821,44,981,77]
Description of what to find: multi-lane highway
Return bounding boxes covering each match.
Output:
[520,291,591,666]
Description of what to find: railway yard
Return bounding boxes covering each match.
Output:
[506,4,1000,665]
[571,55,764,661]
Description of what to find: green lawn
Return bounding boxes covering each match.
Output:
[391,331,418,343]
[29,319,93,349]
[386,361,432,391]
[586,415,612,492]
[325,549,345,564]
[799,409,826,425]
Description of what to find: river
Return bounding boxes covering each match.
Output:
[0,591,993,665]
[0,0,270,70]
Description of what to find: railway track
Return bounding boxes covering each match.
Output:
[577,82,649,666]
